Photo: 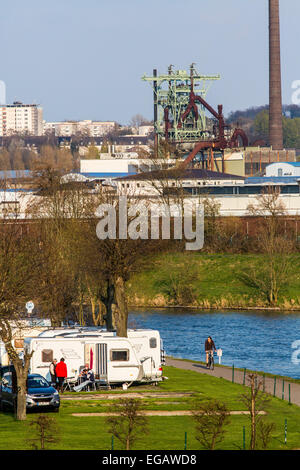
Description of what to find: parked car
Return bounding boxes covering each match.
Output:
[0,372,60,412]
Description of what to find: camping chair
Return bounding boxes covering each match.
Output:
[63,377,77,392]
[73,379,93,392]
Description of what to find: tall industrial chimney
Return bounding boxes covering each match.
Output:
[269,0,283,150]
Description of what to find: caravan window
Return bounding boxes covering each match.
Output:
[149,338,157,348]
[42,349,53,363]
[110,350,129,361]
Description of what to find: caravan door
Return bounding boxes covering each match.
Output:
[94,343,108,383]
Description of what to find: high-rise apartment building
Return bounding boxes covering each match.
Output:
[0,102,43,136]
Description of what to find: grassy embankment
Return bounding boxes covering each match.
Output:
[0,365,299,450]
[127,252,300,310]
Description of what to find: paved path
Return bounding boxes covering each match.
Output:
[166,358,300,407]
[61,392,193,401]
[72,411,266,417]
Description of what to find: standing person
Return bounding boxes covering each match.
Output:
[55,357,68,393]
[49,359,57,387]
[205,336,216,368]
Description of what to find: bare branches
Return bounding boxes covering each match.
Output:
[0,222,43,420]
[191,399,231,450]
[240,373,275,450]
[105,398,149,450]
[26,415,60,450]
[239,187,295,305]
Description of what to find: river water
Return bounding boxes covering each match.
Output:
[128,308,300,379]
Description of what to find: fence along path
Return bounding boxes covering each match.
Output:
[165,357,300,406]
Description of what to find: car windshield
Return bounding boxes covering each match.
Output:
[27,377,49,389]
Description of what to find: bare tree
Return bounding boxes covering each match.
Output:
[105,398,149,450]
[240,373,273,450]
[159,264,200,305]
[257,419,276,450]
[0,222,42,420]
[239,187,294,305]
[129,114,152,129]
[26,414,60,450]
[192,399,231,450]
[26,169,100,325]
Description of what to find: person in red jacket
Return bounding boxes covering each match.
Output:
[55,357,68,393]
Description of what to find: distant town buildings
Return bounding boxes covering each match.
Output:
[0,99,153,142]
[136,125,154,136]
[0,102,43,136]
[43,120,117,137]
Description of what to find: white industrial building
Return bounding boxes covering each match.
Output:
[116,168,245,198]
[265,162,300,178]
[80,157,180,179]
[3,177,300,219]
[115,168,300,216]
[0,102,43,136]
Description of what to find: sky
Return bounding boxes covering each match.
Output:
[0,0,299,124]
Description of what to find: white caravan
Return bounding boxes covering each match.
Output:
[0,318,51,367]
[24,328,165,386]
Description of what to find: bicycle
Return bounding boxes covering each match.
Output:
[207,350,215,370]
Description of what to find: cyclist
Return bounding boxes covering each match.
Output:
[205,336,217,368]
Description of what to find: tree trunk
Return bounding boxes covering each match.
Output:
[102,279,115,331]
[90,296,96,325]
[14,361,30,421]
[114,276,128,337]
[97,300,105,326]
[1,327,33,421]
[41,427,45,450]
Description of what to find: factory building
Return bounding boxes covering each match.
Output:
[80,157,180,180]
[265,162,300,178]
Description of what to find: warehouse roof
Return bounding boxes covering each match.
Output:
[116,168,245,182]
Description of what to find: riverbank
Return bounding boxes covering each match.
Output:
[127,252,300,311]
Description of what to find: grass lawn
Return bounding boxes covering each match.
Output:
[127,252,300,309]
[0,365,299,450]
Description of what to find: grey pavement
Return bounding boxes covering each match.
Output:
[166,357,300,407]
